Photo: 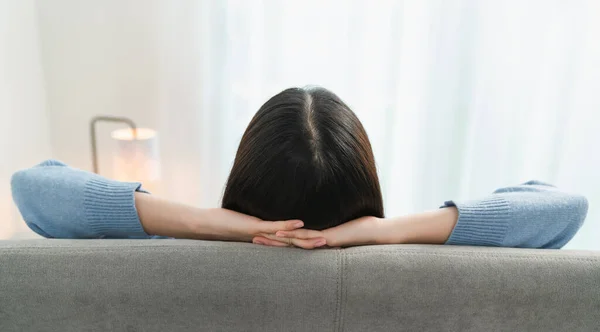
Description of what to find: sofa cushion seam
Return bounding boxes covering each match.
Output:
[334,249,342,332]
[340,249,347,332]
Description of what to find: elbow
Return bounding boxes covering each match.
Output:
[571,194,589,230]
[11,169,38,220]
[542,195,588,249]
[11,169,35,210]
[10,169,51,237]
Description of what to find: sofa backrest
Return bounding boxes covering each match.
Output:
[1,240,599,332]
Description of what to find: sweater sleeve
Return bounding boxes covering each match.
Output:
[442,180,588,249]
[11,159,152,239]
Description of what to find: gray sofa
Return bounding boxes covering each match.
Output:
[1,240,599,332]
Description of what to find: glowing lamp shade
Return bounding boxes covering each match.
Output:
[111,128,161,192]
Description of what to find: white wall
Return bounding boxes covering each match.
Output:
[0,0,52,239]
[35,0,164,172]
[35,0,207,205]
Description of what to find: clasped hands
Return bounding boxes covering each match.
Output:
[253,216,382,249]
[209,208,383,249]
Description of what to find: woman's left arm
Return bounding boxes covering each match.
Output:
[440,180,588,248]
[376,180,588,249]
[263,180,588,249]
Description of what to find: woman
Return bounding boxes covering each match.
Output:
[11,87,588,249]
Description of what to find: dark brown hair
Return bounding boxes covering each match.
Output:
[222,87,384,230]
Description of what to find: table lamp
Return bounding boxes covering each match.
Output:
[90,116,160,192]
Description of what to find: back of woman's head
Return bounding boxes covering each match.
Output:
[222,87,384,230]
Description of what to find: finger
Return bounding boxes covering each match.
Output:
[275,229,323,240]
[290,237,327,250]
[259,219,304,234]
[253,236,289,247]
[259,233,287,242]
[256,234,327,249]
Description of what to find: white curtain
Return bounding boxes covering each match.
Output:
[195,0,600,249]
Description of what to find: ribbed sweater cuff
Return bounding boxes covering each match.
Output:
[83,179,148,238]
[442,196,510,246]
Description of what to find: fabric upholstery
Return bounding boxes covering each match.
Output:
[1,240,599,331]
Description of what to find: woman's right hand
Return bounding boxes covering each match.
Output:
[252,216,384,249]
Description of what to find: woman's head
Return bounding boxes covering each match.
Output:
[222,87,383,230]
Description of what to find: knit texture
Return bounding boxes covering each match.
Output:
[442,196,511,246]
[11,160,589,248]
[84,179,146,237]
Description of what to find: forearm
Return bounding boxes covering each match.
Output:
[135,193,262,242]
[318,207,458,248]
[135,193,202,239]
[376,207,458,245]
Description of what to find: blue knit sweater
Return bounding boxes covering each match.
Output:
[11,160,589,248]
